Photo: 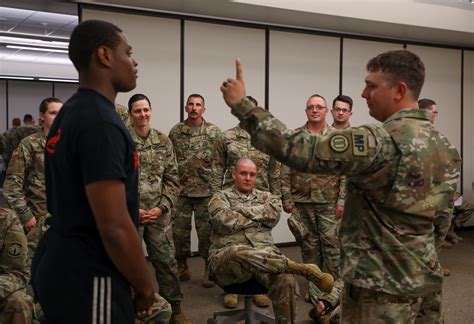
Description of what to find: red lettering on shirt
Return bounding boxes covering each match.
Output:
[46,129,61,154]
[133,150,138,170]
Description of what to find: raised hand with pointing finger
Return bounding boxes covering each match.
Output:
[221,58,247,108]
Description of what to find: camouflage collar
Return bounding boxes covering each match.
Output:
[234,125,250,139]
[181,118,208,134]
[232,187,257,199]
[301,122,330,135]
[384,108,431,124]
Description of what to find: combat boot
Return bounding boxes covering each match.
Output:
[442,268,451,276]
[177,259,190,282]
[223,294,238,308]
[170,303,190,324]
[285,260,334,294]
[202,265,215,288]
[252,294,270,307]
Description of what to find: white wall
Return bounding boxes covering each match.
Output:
[82,9,181,135]
[463,50,474,225]
[408,45,462,151]
[342,39,403,127]
[0,80,6,133]
[8,81,53,127]
[184,20,265,131]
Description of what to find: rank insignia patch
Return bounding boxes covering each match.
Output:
[330,135,349,153]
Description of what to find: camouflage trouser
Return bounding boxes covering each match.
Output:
[137,297,172,324]
[287,203,342,307]
[446,202,473,242]
[172,196,212,261]
[340,283,443,324]
[209,245,297,324]
[139,213,183,304]
[0,289,34,324]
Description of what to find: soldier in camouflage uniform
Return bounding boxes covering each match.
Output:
[331,95,353,130]
[116,102,132,127]
[281,94,346,322]
[3,115,39,168]
[128,94,188,324]
[445,192,473,244]
[210,96,280,308]
[220,50,461,323]
[0,207,35,324]
[3,98,63,235]
[209,158,334,324]
[169,94,221,288]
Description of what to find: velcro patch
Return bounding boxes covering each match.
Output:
[352,130,368,156]
[7,242,22,257]
[329,135,349,153]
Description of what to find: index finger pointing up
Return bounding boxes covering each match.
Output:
[236,58,243,81]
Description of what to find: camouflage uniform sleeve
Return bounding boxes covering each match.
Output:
[210,134,227,193]
[158,138,181,212]
[3,144,34,224]
[232,97,380,176]
[0,214,30,300]
[268,158,281,196]
[236,194,282,228]
[280,164,293,207]
[434,207,454,252]
[208,191,256,235]
[337,176,347,207]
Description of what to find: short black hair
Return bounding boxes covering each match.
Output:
[418,98,436,110]
[128,93,151,111]
[332,94,353,111]
[367,50,425,100]
[39,97,63,114]
[186,94,205,106]
[68,20,123,72]
[23,114,34,123]
[246,96,258,106]
[12,118,21,127]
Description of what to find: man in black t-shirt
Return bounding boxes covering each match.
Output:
[32,20,162,323]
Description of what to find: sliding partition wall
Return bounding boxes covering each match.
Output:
[80,5,474,245]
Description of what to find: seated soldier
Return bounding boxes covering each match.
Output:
[208,158,333,323]
[0,208,35,323]
[446,192,473,244]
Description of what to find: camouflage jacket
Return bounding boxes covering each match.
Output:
[210,125,281,195]
[3,132,47,224]
[281,123,346,206]
[232,97,461,297]
[115,103,132,128]
[169,119,221,197]
[0,208,29,301]
[2,125,39,166]
[208,187,282,257]
[131,128,180,213]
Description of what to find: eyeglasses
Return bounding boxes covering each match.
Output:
[333,107,350,114]
[306,105,327,111]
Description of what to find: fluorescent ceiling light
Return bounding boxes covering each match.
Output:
[39,78,78,83]
[0,76,34,80]
[0,36,68,49]
[6,45,68,54]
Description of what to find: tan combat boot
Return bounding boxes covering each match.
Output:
[252,294,270,307]
[177,259,190,282]
[223,294,238,308]
[286,260,334,294]
[170,303,191,324]
[442,268,451,276]
[202,265,216,288]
